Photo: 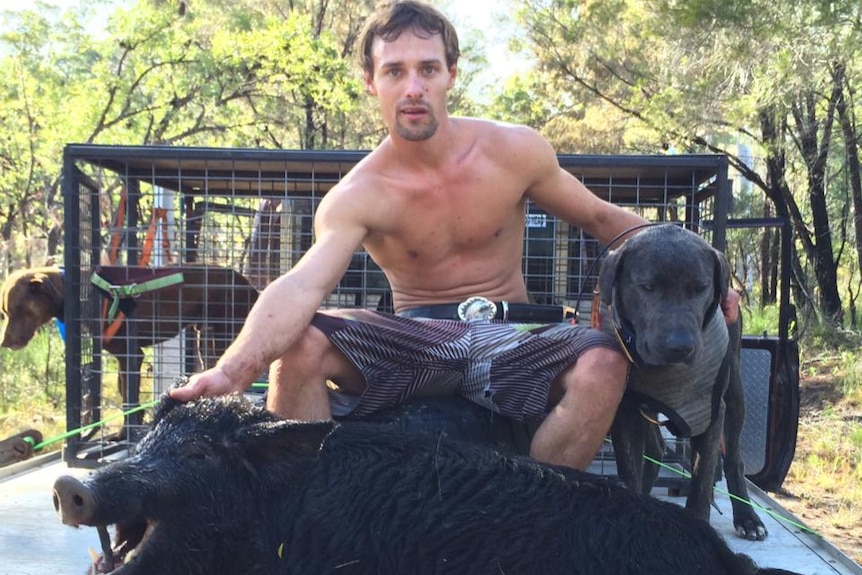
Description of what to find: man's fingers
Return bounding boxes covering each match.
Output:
[721,288,741,325]
[169,378,204,401]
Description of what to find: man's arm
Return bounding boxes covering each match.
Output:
[170,188,369,400]
[520,131,648,248]
[516,128,741,324]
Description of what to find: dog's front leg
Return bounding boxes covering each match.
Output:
[722,335,768,540]
[687,400,726,522]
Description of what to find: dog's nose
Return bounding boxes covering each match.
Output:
[663,332,696,363]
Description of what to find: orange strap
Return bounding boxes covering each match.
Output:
[101,199,173,345]
[106,188,126,266]
[102,190,126,344]
[139,208,172,267]
[590,291,602,329]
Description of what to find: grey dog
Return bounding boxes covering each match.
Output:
[598,224,767,540]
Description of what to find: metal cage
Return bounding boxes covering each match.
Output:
[61,145,740,469]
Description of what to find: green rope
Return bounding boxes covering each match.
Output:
[26,383,270,453]
[29,400,160,452]
[608,438,821,537]
[22,385,816,540]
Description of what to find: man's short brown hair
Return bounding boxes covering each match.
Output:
[358,1,460,77]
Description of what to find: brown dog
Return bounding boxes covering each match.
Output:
[1,266,258,430]
[0,429,42,467]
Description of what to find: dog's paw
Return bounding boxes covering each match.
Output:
[735,515,768,541]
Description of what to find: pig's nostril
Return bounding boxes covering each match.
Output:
[53,475,95,524]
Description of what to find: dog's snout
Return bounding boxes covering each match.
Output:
[663,331,697,363]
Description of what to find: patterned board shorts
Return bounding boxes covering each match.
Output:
[311,309,620,424]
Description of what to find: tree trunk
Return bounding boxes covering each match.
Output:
[791,83,843,323]
[835,64,862,314]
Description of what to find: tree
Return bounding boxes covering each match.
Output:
[512,0,862,326]
[0,0,383,269]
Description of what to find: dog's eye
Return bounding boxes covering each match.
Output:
[639,283,655,293]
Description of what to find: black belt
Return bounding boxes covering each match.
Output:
[397,301,575,322]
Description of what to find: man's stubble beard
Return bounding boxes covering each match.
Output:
[394,109,439,142]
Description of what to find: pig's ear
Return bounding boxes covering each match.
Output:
[238,419,336,460]
[152,391,183,424]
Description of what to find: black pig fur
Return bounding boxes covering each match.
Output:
[53,394,801,575]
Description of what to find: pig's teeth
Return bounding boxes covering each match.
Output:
[88,548,100,574]
[97,525,114,571]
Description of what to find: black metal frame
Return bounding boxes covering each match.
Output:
[60,145,795,486]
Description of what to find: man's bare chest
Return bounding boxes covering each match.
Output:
[366,184,526,264]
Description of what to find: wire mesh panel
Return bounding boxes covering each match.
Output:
[61,145,728,467]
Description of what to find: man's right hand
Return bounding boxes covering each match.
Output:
[169,366,243,402]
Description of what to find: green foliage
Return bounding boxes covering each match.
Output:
[486,72,553,128]
[741,304,781,337]
[0,0,387,269]
[0,327,65,444]
[802,321,862,352]
[836,349,862,399]
[512,0,862,327]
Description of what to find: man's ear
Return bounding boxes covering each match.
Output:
[447,64,457,90]
[364,70,377,96]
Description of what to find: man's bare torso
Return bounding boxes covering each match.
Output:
[337,119,535,312]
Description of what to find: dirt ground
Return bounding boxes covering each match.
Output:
[768,375,862,566]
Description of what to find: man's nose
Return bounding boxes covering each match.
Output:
[404,72,425,98]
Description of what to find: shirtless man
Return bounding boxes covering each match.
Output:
[172,1,651,470]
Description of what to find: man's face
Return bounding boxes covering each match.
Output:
[364,29,456,142]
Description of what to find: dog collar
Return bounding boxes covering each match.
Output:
[55,267,66,342]
[606,299,646,367]
[612,319,646,367]
[54,318,66,342]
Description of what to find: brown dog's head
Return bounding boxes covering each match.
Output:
[0,266,64,350]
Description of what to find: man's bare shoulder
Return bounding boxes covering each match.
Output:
[455,117,545,145]
[457,117,553,161]
[324,147,389,202]
[315,147,398,233]
[450,118,557,186]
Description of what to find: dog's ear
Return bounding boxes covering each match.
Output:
[29,271,64,309]
[598,249,624,306]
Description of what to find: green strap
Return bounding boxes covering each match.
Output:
[91,271,185,322]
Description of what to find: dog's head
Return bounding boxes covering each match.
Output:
[0,266,64,350]
[598,225,729,366]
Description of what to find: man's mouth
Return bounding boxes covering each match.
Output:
[399,104,429,119]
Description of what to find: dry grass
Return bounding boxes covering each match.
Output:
[770,350,862,565]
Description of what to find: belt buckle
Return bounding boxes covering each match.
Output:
[457,296,497,321]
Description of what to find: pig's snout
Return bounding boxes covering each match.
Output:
[53,475,97,526]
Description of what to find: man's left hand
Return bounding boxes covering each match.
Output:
[721,288,741,325]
